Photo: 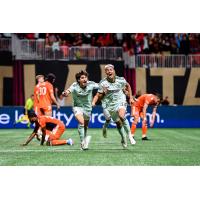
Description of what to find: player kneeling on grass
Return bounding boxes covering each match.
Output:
[131,93,161,140]
[22,112,73,146]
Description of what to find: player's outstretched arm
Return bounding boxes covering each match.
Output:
[22,125,39,146]
[22,132,36,146]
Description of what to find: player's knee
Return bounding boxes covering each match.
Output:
[116,120,122,128]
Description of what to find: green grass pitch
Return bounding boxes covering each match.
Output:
[0,128,200,166]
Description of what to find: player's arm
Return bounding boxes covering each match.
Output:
[22,125,39,146]
[150,106,157,128]
[40,127,46,145]
[142,103,149,123]
[125,82,135,105]
[92,92,104,106]
[50,91,60,110]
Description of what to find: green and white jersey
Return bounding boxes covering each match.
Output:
[68,81,99,112]
[98,76,127,111]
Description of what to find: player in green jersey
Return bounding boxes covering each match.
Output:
[62,70,99,150]
[92,64,136,148]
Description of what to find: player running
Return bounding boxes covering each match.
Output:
[22,112,73,146]
[130,93,161,140]
[62,70,99,150]
[34,73,60,116]
[92,64,136,148]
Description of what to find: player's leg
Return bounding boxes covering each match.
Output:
[111,111,127,148]
[131,106,139,137]
[140,113,148,140]
[118,106,136,145]
[49,124,73,146]
[83,111,92,150]
[102,108,111,138]
[73,107,86,150]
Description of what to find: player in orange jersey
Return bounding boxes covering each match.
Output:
[34,73,60,116]
[22,112,73,146]
[130,93,161,140]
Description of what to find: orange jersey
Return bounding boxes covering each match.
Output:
[37,81,54,108]
[136,94,157,108]
[38,115,64,129]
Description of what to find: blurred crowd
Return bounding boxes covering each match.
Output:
[1,33,200,55]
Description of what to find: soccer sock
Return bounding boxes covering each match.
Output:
[117,125,126,141]
[84,126,88,138]
[51,140,67,146]
[103,119,111,129]
[131,123,136,136]
[142,124,147,137]
[78,124,85,142]
[122,118,131,135]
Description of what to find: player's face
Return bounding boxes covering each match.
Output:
[79,75,88,87]
[38,77,44,83]
[105,67,115,80]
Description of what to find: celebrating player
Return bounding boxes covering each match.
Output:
[130,93,161,140]
[34,73,60,116]
[22,112,73,146]
[62,70,99,150]
[92,64,136,148]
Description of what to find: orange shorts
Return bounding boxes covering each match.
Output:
[49,122,65,141]
[35,105,52,116]
[131,105,144,120]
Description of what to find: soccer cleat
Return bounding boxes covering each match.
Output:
[80,141,85,150]
[128,134,136,145]
[84,135,91,150]
[67,138,74,146]
[142,136,149,140]
[121,136,128,148]
[102,126,107,138]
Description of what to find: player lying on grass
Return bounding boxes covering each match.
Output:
[131,93,161,140]
[14,94,34,128]
[92,64,136,148]
[22,112,73,146]
[62,70,99,150]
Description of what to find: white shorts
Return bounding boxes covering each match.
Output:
[73,107,91,120]
[108,105,127,122]
[103,108,111,121]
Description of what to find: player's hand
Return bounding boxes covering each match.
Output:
[129,97,135,105]
[57,104,60,110]
[62,91,68,97]
[92,102,96,107]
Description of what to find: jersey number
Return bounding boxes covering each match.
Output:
[39,87,47,95]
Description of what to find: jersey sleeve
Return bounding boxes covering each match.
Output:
[91,81,99,89]
[97,82,104,93]
[67,83,75,93]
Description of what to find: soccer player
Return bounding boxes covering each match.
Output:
[22,112,73,146]
[130,93,161,140]
[14,94,34,128]
[62,70,99,150]
[34,73,60,116]
[92,64,136,148]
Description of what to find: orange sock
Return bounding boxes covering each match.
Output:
[51,140,67,146]
[142,124,147,138]
[131,123,136,135]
